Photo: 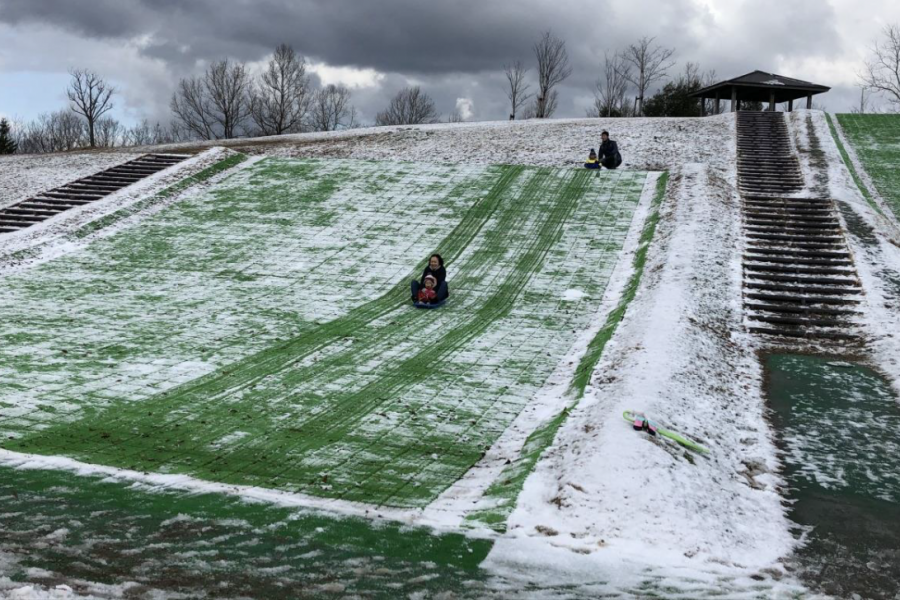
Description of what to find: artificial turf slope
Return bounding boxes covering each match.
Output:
[835,114,900,219]
[1,157,647,508]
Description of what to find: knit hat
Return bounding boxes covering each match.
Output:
[424,274,437,285]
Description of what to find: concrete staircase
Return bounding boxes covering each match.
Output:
[737,114,862,341]
[0,154,188,235]
[737,111,804,196]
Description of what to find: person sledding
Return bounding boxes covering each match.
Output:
[411,253,449,306]
[584,149,601,169]
[416,274,440,304]
[598,130,623,169]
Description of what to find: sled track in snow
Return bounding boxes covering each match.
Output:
[5,160,646,509]
[0,154,189,234]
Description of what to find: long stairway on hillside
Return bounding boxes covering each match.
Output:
[0,154,189,235]
[736,113,862,341]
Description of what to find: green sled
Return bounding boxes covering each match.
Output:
[623,410,710,455]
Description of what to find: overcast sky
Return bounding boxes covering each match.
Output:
[1,0,898,128]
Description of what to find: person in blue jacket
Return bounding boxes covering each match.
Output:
[584,149,601,169]
[598,131,623,169]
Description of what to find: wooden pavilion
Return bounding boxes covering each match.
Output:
[692,70,830,114]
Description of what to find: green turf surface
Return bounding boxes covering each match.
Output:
[466,172,669,530]
[834,114,900,219]
[0,465,492,599]
[1,158,647,509]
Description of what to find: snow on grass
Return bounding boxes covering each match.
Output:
[135,114,737,174]
[485,163,801,593]
[0,158,648,517]
[834,113,900,223]
[0,148,238,267]
[0,152,144,211]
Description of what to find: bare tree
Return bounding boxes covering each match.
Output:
[850,86,873,114]
[250,44,311,135]
[124,119,153,146]
[67,69,115,148]
[375,86,440,126]
[308,84,358,131]
[503,60,532,119]
[171,59,251,140]
[589,51,631,117]
[860,24,900,111]
[532,31,572,118]
[95,117,122,148]
[447,109,464,123]
[620,36,676,116]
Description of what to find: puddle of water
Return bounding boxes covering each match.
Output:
[765,353,900,599]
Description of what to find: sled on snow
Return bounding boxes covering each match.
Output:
[623,410,709,455]
[413,298,447,309]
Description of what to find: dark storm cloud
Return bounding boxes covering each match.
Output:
[0,0,609,73]
[0,0,860,120]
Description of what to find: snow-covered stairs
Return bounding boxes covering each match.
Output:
[742,195,862,340]
[0,154,189,234]
[736,111,804,196]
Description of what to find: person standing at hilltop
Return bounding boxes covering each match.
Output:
[598,131,623,170]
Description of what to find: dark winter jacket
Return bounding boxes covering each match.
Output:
[420,265,446,288]
[599,140,622,168]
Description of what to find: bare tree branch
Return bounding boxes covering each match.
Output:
[532,31,572,118]
[859,24,900,111]
[620,36,676,116]
[503,60,532,119]
[170,59,251,140]
[589,51,631,117]
[67,69,115,148]
[375,86,440,126]
[250,44,311,135]
[308,84,358,131]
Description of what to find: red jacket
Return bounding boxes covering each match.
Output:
[417,288,437,303]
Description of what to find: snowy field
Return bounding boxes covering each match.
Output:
[0,157,648,515]
[6,111,900,598]
[0,152,143,211]
[133,114,737,174]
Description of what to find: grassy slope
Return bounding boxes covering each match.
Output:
[2,158,646,509]
[466,172,669,530]
[834,114,900,219]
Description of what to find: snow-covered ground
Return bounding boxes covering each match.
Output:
[8,111,899,597]
[129,114,736,174]
[0,152,143,211]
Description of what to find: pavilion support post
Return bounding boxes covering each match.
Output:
[731,88,738,112]
[788,99,794,112]
[715,91,720,114]
[769,91,776,112]
[807,94,813,109]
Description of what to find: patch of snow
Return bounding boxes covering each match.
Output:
[561,288,585,301]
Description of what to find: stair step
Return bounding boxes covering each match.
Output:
[745,302,859,316]
[747,326,857,341]
[745,282,863,295]
[745,272,859,286]
[743,255,853,267]
[744,263,856,276]
[745,292,861,305]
